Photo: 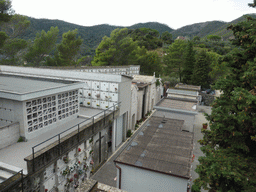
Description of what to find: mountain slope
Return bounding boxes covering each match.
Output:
[24,18,174,55]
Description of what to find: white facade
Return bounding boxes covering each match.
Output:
[116,163,188,192]
[0,66,132,150]
[72,65,140,76]
[130,84,138,130]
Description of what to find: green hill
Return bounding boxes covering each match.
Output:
[171,13,256,40]
[21,14,256,56]
[24,18,174,56]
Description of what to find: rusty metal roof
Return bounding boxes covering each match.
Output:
[115,116,193,179]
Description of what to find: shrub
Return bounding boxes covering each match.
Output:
[126,130,132,137]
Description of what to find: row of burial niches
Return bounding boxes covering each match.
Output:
[81,81,119,109]
[26,90,79,133]
[43,139,94,192]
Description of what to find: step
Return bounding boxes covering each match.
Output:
[0,162,23,174]
[0,169,14,183]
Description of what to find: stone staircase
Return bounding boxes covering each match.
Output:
[0,162,24,184]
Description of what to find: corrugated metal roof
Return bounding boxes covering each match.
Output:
[115,116,193,178]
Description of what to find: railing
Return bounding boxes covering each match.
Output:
[31,102,120,172]
[0,169,24,192]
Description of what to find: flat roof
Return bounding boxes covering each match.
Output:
[0,65,133,83]
[115,116,193,179]
[175,84,201,91]
[157,98,197,112]
[0,74,83,101]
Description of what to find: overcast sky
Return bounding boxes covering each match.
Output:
[11,0,256,29]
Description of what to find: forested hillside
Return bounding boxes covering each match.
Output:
[23,18,174,56]
[171,13,256,40]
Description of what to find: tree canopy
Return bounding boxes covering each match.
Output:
[56,29,83,66]
[163,39,187,81]
[92,28,139,66]
[194,15,256,191]
[25,26,59,66]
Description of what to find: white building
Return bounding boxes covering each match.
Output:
[0,65,133,151]
[0,74,83,142]
[132,75,160,121]
[114,116,193,192]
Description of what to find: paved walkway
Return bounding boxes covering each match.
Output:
[191,105,212,192]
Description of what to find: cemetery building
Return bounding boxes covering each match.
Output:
[114,116,193,192]
[0,65,132,191]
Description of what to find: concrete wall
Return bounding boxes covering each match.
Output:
[0,122,20,149]
[137,90,144,121]
[116,163,188,192]
[119,76,132,131]
[130,85,138,130]
[0,98,26,137]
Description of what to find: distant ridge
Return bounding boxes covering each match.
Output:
[22,14,256,55]
[171,13,256,40]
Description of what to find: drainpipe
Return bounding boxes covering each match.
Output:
[115,164,122,189]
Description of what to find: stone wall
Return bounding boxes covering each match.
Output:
[0,122,20,149]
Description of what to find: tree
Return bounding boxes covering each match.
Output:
[130,28,162,50]
[193,36,200,41]
[56,29,82,66]
[163,39,187,81]
[0,14,30,64]
[191,50,210,88]
[138,48,162,76]
[194,15,256,191]
[0,0,12,23]
[0,0,12,48]
[1,38,27,64]
[25,27,59,66]
[182,41,195,84]
[161,31,173,44]
[1,14,30,38]
[207,35,221,41]
[92,28,139,66]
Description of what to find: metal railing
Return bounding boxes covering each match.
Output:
[31,102,120,172]
[0,169,24,192]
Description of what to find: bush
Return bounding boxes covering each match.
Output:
[191,184,201,192]
[17,137,24,142]
[126,130,132,137]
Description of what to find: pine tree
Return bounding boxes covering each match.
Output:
[191,50,210,88]
[194,16,256,191]
[182,41,195,84]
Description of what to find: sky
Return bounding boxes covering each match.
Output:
[11,0,256,29]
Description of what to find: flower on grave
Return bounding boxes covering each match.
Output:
[74,181,79,188]
[78,161,81,164]
[78,169,83,175]
[69,178,73,182]
[78,148,81,152]
[45,189,48,192]
[74,162,79,168]
[63,156,69,163]
[69,166,74,172]
[83,165,88,170]
[90,160,94,165]
[74,173,78,179]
